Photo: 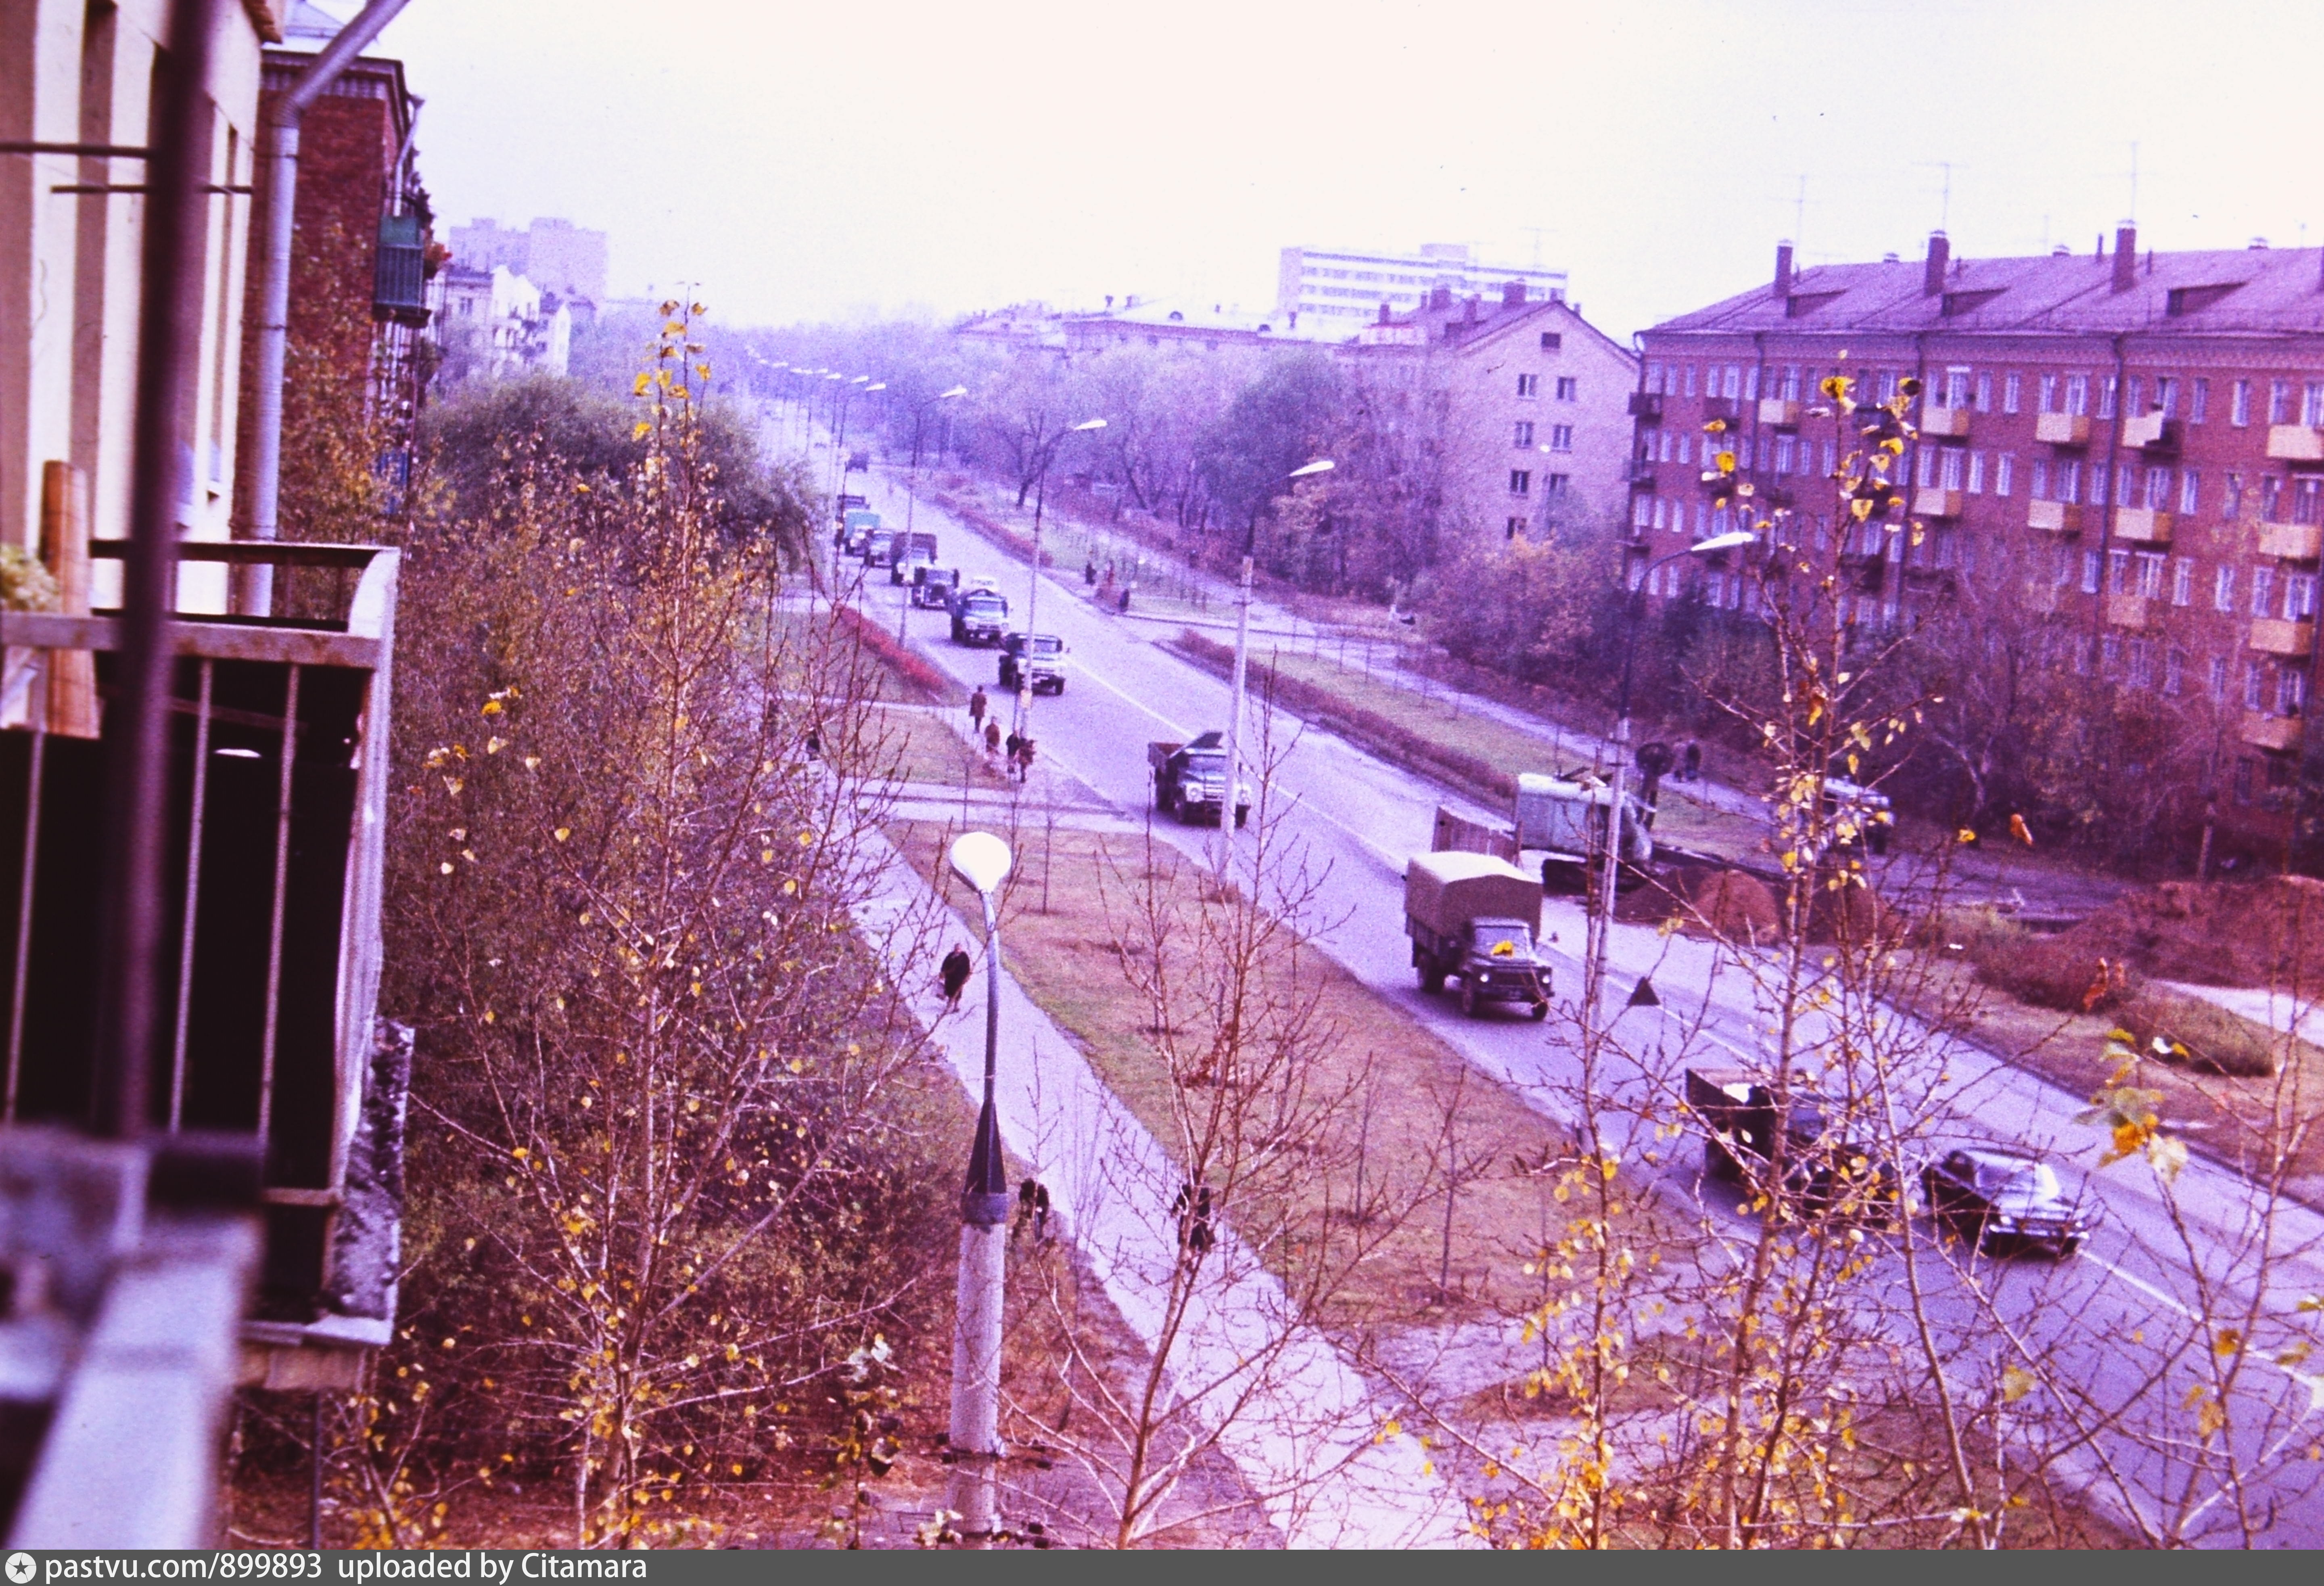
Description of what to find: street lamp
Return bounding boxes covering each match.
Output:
[1217,458,1333,881]
[946,830,1014,1541]
[1589,528,1758,1004]
[898,385,970,645]
[1014,417,1107,737]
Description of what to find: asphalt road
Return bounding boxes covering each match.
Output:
[823,441,2324,1545]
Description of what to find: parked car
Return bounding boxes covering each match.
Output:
[1404,851,1551,1019]
[949,587,1010,646]
[1149,733,1249,827]
[998,632,1068,695]
[1921,1147,2093,1258]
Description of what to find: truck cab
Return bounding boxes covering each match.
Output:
[1404,851,1553,1020]
[862,528,898,567]
[1514,772,1654,893]
[890,531,939,584]
[840,507,881,558]
[998,632,1068,695]
[949,587,1011,646]
[912,565,960,609]
[1149,732,1250,827]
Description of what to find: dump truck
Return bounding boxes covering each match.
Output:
[840,506,881,557]
[889,531,939,584]
[1514,772,1655,892]
[949,586,1011,646]
[997,631,1068,694]
[1683,1068,1898,1223]
[912,565,960,609]
[1149,732,1250,827]
[1404,851,1552,1019]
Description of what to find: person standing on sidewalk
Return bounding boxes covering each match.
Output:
[968,684,988,735]
[983,717,1003,762]
[940,944,973,1013]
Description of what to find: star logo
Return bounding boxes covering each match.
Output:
[6,1552,36,1585]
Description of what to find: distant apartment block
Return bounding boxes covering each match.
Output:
[1632,226,2324,852]
[436,262,571,385]
[450,215,608,304]
[1277,243,1567,327]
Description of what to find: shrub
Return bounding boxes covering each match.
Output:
[2117,990,2281,1078]
[1921,907,2138,1013]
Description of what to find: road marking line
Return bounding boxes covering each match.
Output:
[2084,1252,2324,1411]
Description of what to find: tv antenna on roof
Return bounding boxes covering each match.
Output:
[1914,161,1963,234]
[1518,226,1555,270]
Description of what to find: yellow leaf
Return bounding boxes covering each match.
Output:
[1956,827,1977,844]
[554,827,571,843]
[2215,1329,2245,1358]
[482,699,504,716]
[1999,1365,2036,1402]
[633,421,652,440]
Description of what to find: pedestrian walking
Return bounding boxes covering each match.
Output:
[1083,558,1097,586]
[940,944,972,1013]
[1682,740,1703,783]
[968,684,988,732]
[1116,585,1133,616]
[984,717,1002,760]
[1173,1181,1214,1257]
[1636,740,1673,809]
[1013,1178,1052,1244]
[1012,735,1037,783]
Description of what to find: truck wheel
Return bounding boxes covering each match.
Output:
[1459,979,1481,1019]
[1417,964,1444,995]
[1530,999,1550,1021]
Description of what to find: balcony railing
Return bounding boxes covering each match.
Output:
[2113,508,2173,545]
[1756,398,1801,428]
[2121,411,2176,450]
[2035,412,2092,446]
[2104,593,2157,630]
[2245,713,2304,753]
[2028,499,2083,534]
[1626,391,1664,420]
[1913,488,1964,519]
[2267,425,2324,463]
[2250,617,2317,657]
[0,541,405,1375]
[1920,405,1971,438]
[2259,522,2324,561]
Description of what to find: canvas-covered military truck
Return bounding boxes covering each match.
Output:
[1515,772,1655,892]
[912,565,959,609]
[890,531,939,584]
[862,528,897,567]
[1404,851,1552,1020]
[1683,1068,1898,1223]
[949,586,1011,646]
[1149,732,1249,827]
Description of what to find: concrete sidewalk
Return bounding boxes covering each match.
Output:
[856,838,1470,1549]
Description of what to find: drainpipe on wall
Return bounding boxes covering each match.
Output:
[238,0,413,616]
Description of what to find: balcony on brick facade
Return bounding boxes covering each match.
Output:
[2121,411,2177,450]
[1627,391,1664,420]
[2023,583,2061,615]
[2035,412,2092,446]
[1920,405,1971,438]
[2245,713,2304,753]
[2259,523,2324,561]
[1701,396,1743,425]
[2104,593,2157,629]
[1626,459,1657,489]
[2266,425,2324,463]
[2113,508,2173,545]
[1756,398,1801,428]
[1913,488,1964,519]
[2249,617,2317,657]
[2027,499,2084,534]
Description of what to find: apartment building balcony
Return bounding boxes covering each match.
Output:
[2259,523,2324,561]
[2121,411,2177,450]
[2244,713,2304,753]
[2022,583,2062,615]
[2027,499,2084,534]
[1756,398,1801,428]
[2035,412,2092,446]
[2249,617,2318,657]
[2104,593,2158,630]
[1913,487,1964,519]
[1627,459,1658,489]
[2266,425,2324,463]
[1701,395,1742,423]
[1920,405,1971,438]
[1627,391,1664,420]
[2113,508,2173,545]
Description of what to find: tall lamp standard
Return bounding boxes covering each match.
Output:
[1217,458,1334,882]
[945,830,1015,1541]
[1014,417,1107,736]
[1588,529,1759,1006]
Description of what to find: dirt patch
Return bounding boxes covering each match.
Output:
[2054,875,2324,992]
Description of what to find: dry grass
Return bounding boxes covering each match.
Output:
[889,816,1656,1327]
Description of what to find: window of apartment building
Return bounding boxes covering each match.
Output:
[1876,370,1898,403]
[1683,364,1697,397]
[2180,470,2201,515]
[2306,383,2324,426]
[2232,379,2252,426]
[2123,377,2142,417]
[2072,634,2094,676]
[2107,548,2132,594]
[1516,374,1540,398]
[1996,453,2015,496]
[2153,376,2178,418]
[1821,438,1838,475]
[1645,360,1664,393]
[2225,472,2245,521]
[1545,473,1570,494]
[2144,467,2171,510]
[1745,366,1762,400]
[2288,571,2320,621]
[1549,424,1574,451]
[1917,446,1938,488]
[1944,368,1971,408]
[2165,646,2186,696]
[2284,667,2310,718]
[2172,557,2194,606]
[2246,660,2268,711]
[1540,332,1562,351]
[2235,755,2257,804]
[1934,526,1959,569]
[2272,380,2295,425]
[2004,371,2023,414]
[1514,420,1535,447]
[1968,451,1987,493]
[1509,469,1531,495]
[2216,565,2237,612]
[1779,366,1802,401]
[2099,376,2120,420]
[1976,371,1994,412]
[2264,477,2284,522]
[2128,637,2156,689]
[2134,551,2166,598]
[1507,515,1528,538]
[1940,448,1966,490]
[2299,478,2324,526]
[2065,374,2089,415]
[2252,563,2276,616]
[2208,654,2230,702]
[1773,434,1797,474]
[2061,459,2084,504]
[1716,365,1739,399]
[2031,457,2052,500]
[2191,378,2209,423]
[1633,496,1654,529]
[2102,633,2124,674]
[2081,550,2102,594]
[1555,376,1578,401]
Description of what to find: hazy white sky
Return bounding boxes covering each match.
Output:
[365,0,2324,341]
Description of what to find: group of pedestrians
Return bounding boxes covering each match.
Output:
[1083,558,1135,615]
[966,684,1037,781]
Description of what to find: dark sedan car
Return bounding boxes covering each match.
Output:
[1922,1147,2094,1258]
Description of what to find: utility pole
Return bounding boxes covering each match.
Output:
[1219,459,1334,885]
